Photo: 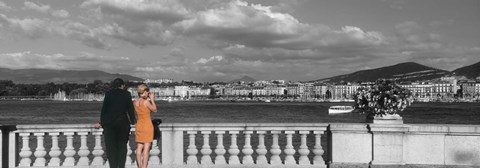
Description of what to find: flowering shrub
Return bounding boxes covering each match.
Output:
[354,80,413,117]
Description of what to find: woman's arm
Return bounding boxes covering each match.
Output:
[146,92,157,112]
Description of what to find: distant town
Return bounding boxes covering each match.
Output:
[127,76,479,103]
[3,75,473,103]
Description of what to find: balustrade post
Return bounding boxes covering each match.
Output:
[48,132,61,166]
[200,131,213,165]
[186,131,198,165]
[77,132,90,166]
[148,139,161,166]
[33,132,47,167]
[313,130,326,167]
[161,127,184,165]
[284,131,296,165]
[0,130,2,167]
[8,129,15,168]
[256,131,268,165]
[214,131,226,165]
[63,132,76,166]
[242,131,254,164]
[18,133,32,167]
[270,131,282,165]
[298,131,311,165]
[91,131,105,166]
[228,131,240,165]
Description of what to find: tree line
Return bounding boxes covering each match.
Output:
[0,80,213,97]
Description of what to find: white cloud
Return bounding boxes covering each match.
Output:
[0,14,48,38]
[23,1,51,13]
[51,9,70,18]
[0,14,110,49]
[0,1,13,10]
[81,0,190,24]
[195,55,223,64]
[79,0,191,47]
[0,51,136,72]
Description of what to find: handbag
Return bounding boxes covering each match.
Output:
[152,119,162,141]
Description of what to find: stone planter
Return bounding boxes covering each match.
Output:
[366,113,403,124]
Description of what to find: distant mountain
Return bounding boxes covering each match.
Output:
[229,75,256,83]
[0,68,143,84]
[315,62,450,83]
[452,61,480,79]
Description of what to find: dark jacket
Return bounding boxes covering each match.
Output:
[100,88,136,127]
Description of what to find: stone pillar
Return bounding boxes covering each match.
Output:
[255,131,268,165]
[161,128,184,165]
[200,131,213,165]
[369,124,408,167]
[228,131,240,165]
[214,131,226,165]
[186,131,198,165]
[329,124,371,167]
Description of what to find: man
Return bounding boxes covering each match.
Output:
[95,78,136,168]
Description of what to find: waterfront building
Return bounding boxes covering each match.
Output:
[303,82,315,100]
[476,82,480,98]
[224,86,234,96]
[156,87,175,98]
[232,86,251,96]
[265,85,286,97]
[145,78,174,84]
[331,83,361,100]
[286,83,304,98]
[431,81,455,99]
[459,80,476,99]
[252,86,266,96]
[211,85,226,96]
[174,86,189,98]
[400,82,434,101]
[313,83,328,99]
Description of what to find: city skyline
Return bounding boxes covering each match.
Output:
[0,0,479,82]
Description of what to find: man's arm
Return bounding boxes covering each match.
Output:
[127,94,137,125]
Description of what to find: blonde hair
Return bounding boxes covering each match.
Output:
[137,84,149,96]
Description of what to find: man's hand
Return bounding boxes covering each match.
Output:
[94,122,101,129]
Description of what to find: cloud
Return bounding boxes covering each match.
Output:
[23,1,51,13]
[0,14,110,49]
[80,0,191,47]
[51,9,70,18]
[0,51,135,72]
[0,1,13,11]
[0,14,48,39]
[178,0,385,53]
[195,55,223,64]
[390,21,480,71]
[23,1,70,19]
[82,0,190,24]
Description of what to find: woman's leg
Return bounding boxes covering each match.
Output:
[141,142,151,168]
[136,143,144,168]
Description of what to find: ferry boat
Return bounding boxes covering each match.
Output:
[328,106,355,114]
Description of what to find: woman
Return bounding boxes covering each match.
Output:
[134,84,157,168]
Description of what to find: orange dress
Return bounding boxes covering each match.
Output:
[134,100,153,143]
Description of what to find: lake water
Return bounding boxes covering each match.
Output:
[0,101,479,125]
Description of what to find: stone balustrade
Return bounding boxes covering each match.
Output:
[1,123,480,168]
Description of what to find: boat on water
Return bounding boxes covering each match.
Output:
[328,106,355,114]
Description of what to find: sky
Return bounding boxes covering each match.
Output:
[0,0,479,82]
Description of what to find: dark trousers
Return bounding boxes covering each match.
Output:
[103,117,131,168]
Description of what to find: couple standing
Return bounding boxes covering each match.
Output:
[94,78,158,168]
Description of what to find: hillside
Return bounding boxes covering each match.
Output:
[0,68,143,84]
[315,62,450,83]
[229,75,257,83]
[452,61,480,79]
